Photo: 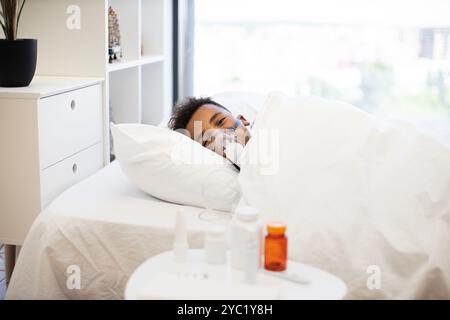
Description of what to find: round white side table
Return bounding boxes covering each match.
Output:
[125,249,346,300]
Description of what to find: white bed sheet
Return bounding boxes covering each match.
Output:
[7,161,218,299]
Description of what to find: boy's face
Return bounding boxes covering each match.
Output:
[185,104,251,156]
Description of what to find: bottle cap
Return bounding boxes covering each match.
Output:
[267,222,286,235]
[234,206,259,221]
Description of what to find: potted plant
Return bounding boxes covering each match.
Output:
[0,0,36,87]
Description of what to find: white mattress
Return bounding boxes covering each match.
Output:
[7,161,224,299]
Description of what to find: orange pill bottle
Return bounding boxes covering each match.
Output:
[264,222,287,271]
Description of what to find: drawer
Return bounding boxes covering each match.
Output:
[40,143,103,208]
[38,84,102,169]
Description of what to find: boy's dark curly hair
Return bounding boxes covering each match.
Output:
[168,97,229,130]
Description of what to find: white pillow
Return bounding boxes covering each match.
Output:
[110,123,240,211]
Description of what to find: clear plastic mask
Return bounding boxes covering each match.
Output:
[204,120,243,165]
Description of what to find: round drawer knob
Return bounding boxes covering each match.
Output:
[72,163,77,174]
[70,100,76,111]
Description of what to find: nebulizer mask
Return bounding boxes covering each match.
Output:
[205,118,245,167]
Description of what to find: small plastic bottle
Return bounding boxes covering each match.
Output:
[204,225,227,265]
[230,206,262,270]
[264,222,287,271]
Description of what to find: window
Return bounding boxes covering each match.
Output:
[194,0,450,119]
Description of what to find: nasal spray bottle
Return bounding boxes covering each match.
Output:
[173,208,188,263]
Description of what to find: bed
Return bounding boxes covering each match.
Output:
[6,161,219,299]
[6,89,450,299]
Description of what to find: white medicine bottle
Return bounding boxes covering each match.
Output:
[230,206,263,271]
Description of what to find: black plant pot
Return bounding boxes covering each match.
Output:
[0,39,37,87]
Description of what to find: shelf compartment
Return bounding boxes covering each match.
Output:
[141,0,165,56]
[141,62,165,125]
[108,0,141,62]
[109,66,141,124]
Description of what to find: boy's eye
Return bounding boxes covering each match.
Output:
[217,117,225,126]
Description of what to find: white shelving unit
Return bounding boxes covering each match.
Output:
[17,0,173,162]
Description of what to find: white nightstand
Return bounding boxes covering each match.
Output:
[125,249,347,300]
[0,76,105,282]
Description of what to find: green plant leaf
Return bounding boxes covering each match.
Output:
[16,0,25,39]
[0,0,26,40]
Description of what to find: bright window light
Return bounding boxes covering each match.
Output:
[194,0,450,118]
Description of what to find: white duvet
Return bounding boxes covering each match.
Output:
[238,92,450,299]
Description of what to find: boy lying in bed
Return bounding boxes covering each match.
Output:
[168,97,252,167]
